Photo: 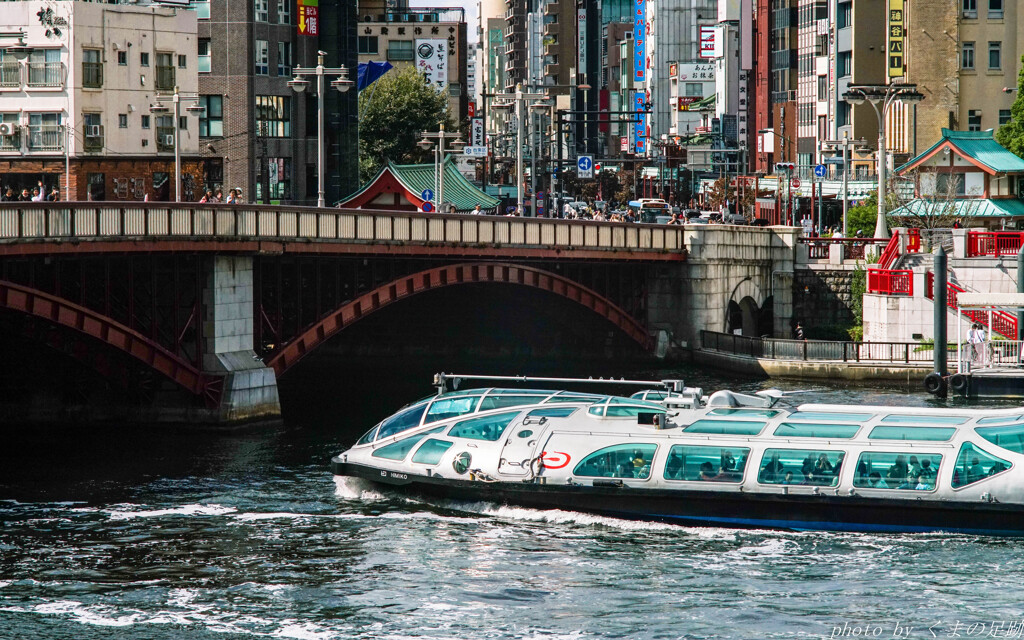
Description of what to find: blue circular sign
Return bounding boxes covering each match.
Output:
[421,188,434,201]
[814,164,827,178]
[577,156,593,172]
[421,201,434,213]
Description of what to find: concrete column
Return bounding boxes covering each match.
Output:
[202,256,281,424]
[951,228,968,258]
[829,241,845,264]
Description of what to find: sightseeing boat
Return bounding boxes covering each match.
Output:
[331,374,1024,536]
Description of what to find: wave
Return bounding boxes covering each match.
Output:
[105,504,238,521]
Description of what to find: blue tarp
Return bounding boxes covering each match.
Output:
[357,61,393,91]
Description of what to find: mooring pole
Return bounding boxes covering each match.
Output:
[934,246,948,382]
[1017,245,1024,341]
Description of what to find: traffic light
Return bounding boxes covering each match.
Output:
[594,163,602,172]
[775,162,795,171]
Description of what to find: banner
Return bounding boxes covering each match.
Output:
[415,39,448,92]
[888,0,905,77]
[298,0,318,36]
[678,97,700,111]
[633,0,646,81]
[471,118,484,146]
[633,91,647,154]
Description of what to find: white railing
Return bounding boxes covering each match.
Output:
[0,204,688,255]
[958,340,1024,372]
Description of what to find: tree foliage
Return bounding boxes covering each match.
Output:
[846,193,878,237]
[995,54,1024,157]
[358,66,453,182]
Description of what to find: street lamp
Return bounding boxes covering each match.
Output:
[418,122,465,212]
[151,85,205,202]
[289,50,353,208]
[843,83,925,238]
[822,133,868,236]
[493,83,549,216]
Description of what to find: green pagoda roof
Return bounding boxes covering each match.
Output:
[339,158,499,212]
[888,198,1024,219]
[898,128,1024,174]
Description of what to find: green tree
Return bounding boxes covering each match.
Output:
[995,54,1024,157]
[846,192,878,237]
[358,66,453,182]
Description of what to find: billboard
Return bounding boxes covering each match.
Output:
[415,39,448,92]
[298,0,318,36]
[578,7,587,77]
[634,0,646,81]
[633,91,647,154]
[698,25,715,59]
[471,118,484,146]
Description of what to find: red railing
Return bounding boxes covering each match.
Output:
[877,230,901,269]
[906,227,922,253]
[966,231,1024,257]
[925,271,1018,339]
[867,268,913,295]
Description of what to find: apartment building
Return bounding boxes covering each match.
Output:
[0,0,202,200]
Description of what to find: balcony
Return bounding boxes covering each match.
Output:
[83,125,104,152]
[543,23,558,36]
[26,62,64,88]
[545,44,559,57]
[27,125,63,151]
[544,63,560,76]
[0,61,20,88]
[0,130,20,151]
[543,2,558,16]
[155,65,175,91]
[82,62,103,89]
[156,125,175,151]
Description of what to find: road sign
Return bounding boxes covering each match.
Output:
[577,155,594,178]
[814,164,827,179]
[421,188,434,201]
[421,201,434,213]
[790,177,801,189]
[463,146,487,157]
[824,156,845,164]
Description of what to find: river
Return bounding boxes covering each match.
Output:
[1,364,1022,640]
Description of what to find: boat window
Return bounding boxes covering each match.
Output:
[372,426,446,461]
[356,425,380,446]
[757,448,844,486]
[527,407,577,418]
[631,390,667,401]
[588,405,668,419]
[868,426,956,442]
[683,420,766,436]
[517,430,533,438]
[976,415,1024,426]
[487,388,553,395]
[706,408,781,419]
[976,423,1024,454]
[852,451,942,490]
[375,401,429,440]
[773,423,861,439]
[544,394,607,404]
[607,397,664,408]
[786,411,874,422]
[663,445,750,483]
[479,395,546,411]
[572,443,658,480]
[880,414,968,425]
[411,438,454,465]
[447,411,520,441]
[952,443,1011,488]
[424,396,480,423]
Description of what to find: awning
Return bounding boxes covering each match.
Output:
[957,293,1024,309]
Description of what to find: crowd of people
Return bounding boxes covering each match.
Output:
[1,182,60,202]
[197,188,244,204]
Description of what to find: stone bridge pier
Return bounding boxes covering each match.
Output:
[647,226,797,351]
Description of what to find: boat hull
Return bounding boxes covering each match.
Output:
[335,461,1024,536]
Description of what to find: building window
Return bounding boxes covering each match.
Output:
[837,1,851,28]
[140,52,150,67]
[255,40,269,75]
[358,36,379,55]
[178,115,188,130]
[156,115,174,150]
[255,0,268,22]
[82,49,103,88]
[1000,109,1012,125]
[0,112,19,150]
[155,52,175,90]
[968,109,982,131]
[938,172,968,194]
[191,0,210,19]
[277,41,292,76]
[83,113,103,151]
[685,82,702,97]
[178,54,187,69]
[141,115,150,129]
[198,40,211,73]
[259,157,291,200]
[962,42,975,70]
[989,41,1001,69]
[117,50,127,66]
[963,0,977,18]
[28,113,61,151]
[88,173,105,201]
[838,51,851,77]
[255,95,291,137]
[278,0,291,24]
[118,113,128,128]
[837,101,850,127]
[817,75,827,101]
[989,0,1004,17]
[387,40,414,61]
[449,82,461,97]
[199,95,223,137]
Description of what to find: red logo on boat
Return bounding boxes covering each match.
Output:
[540,451,571,469]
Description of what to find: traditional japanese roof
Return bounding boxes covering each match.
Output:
[887,197,1024,219]
[337,158,499,212]
[897,129,1024,175]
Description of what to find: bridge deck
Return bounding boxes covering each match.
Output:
[0,204,686,261]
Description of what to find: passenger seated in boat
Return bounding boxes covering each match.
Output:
[698,461,717,481]
[918,458,935,481]
[833,453,844,478]
[898,470,922,490]
[801,454,815,479]
[867,471,888,489]
[616,461,635,478]
[967,457,985,484]
[632,450,646,470]
[721,450,737,472]
[908,455,922,478]
[915,473,932,491]
[856,458,869,482]
[665,452,683,479]
[887,455,908,484]
[761,454,784,483]
[989,462,1008,476]
[782,471,797,485]
[814,453,834,477]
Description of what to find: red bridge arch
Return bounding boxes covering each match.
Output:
[268,262,653,377]
[0,280,220,402]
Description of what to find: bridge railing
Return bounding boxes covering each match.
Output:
[700,330,951,363]
[0,203,687,253]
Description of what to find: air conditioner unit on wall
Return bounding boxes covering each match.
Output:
[86,125,101,137]
[0,122,14,136]
[163,135,174,146]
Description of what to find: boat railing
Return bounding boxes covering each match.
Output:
[700,330,958,364]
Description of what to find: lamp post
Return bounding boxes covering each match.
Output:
[418,123,465,212]
[494,84,549,216]
[843,83,925,238]
[288,50,353,208]
[151,86,205,202]
[822,133,868,236]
